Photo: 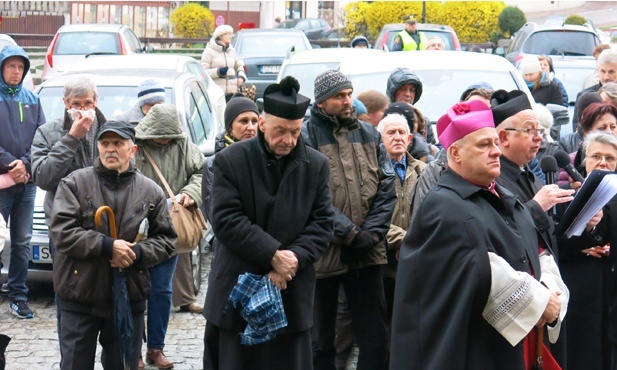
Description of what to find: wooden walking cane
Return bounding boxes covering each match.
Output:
[95,206,117,239]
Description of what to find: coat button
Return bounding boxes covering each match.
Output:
[73,270,78,275]
[520,255,528,263]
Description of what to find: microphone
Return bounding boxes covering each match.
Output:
[554,150,585,183]
[540,155,558,185]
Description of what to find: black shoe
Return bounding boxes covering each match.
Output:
[9,300,34,319]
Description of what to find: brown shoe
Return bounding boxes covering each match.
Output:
[138,354,145,370]
[146,348,174,369]
[179,302,203,313]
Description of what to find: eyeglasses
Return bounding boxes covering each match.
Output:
[504,127,545,137]
[587,153,617,165]
[70,102,95,110]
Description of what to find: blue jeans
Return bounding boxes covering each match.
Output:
[146,255,178,349]
[0,183,35,302]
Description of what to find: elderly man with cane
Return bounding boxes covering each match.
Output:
[50,121,176,370]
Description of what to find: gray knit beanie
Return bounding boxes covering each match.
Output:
[314,69,353,103]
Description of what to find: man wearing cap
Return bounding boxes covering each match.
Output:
[303,69,396,369]
[492,89,578,368]
[0,45,45,319]
[391,100,562,370]
[391,15,427,52]
[350,36,369,49]
[50,121,176,370]
[203,76,334,370]
[116,78,166,124]
[32,76,107,233]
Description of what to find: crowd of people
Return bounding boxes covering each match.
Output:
[1,19,617,370]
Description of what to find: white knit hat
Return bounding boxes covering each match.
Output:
[519,56,542,75]
[137,79,165,107]
[213,25,233,40]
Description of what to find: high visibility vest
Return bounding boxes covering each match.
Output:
[397,30,427,51]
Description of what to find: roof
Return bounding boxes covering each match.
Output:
[236,28,306,35]
[57,23,128,33]
[69,54,197,72]
[381,23,456,32]
[283,48,385,64]
[37,69,187,89]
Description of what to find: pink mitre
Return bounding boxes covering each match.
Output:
[437,100,495,149]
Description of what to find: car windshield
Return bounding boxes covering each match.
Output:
[522,31,598,56]
[386,29,455,50]
[55,32,121,55]
[38,85,173,121]
[236,34,309,56]
[350,70,520,121]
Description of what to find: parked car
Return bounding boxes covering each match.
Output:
[65,54,226,126]
[276,18,330,40]
[0,34,35,90]
[498,22,603,106]
[278,50,536,137]
[1,69,221,291]
[233,29,311,98]
[42,23,151,82]
[373,23,462,51]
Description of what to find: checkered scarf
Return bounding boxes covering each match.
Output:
[226,273,288,345]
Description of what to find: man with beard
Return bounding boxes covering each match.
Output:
[303,69,396,370]
[32,76,106,251]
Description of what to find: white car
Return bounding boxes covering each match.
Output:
[66,54,226,126]
[279,50,536,138]
[1,69,221,290]
[0,33,35,91]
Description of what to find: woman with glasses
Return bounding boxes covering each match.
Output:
[557,131,617,370]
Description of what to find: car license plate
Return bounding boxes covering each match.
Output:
[32,244,52,263]
[261,65,280,74]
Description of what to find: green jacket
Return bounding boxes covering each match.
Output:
[134,104,205,207]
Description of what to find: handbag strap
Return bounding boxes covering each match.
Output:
[142,147,178,205]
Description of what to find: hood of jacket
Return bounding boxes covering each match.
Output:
[386,67,422,104]
[0,45,30,94]
[135,103,185,140]
[207,37,233,54]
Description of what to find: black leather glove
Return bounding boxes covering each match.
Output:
[217,67,229,77]
[341,230,377,265]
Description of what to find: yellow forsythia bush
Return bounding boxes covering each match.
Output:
[170,3,215,39]
[345,1,506,43]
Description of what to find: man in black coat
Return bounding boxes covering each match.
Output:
[203,76,334,370]
[492,89,573,368]
[390,100,561,370]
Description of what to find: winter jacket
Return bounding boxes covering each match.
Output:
[134,104,205,208]
[558,130,584,155]
[50,159,176,317]
[303,105,396,277]
[573,83,602,128]
[31,109,107,223]
[386,67,423,104]
[553,77,569,107]
[0,45,45,176]
[530,72,563,106]
[409,148,447,223]
[202,131,235,223]
[200,38,247,95]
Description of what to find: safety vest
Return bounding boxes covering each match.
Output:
[397,30,427,51]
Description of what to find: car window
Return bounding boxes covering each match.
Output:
[236,34,309,56]
[277,20,298,29]
[523,31,599,56]
[310,20,322,29]
[55,32,120,55]
[185,62,210,87]
[184,80,214,146]
[297,20,311,31]
[37,85,173,121]
[123,28,143,53]
[387,29,455,50]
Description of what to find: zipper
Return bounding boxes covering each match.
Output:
[120,202,148,232]
[18,101,23,123]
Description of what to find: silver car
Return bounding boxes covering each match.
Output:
[1,69,221,293]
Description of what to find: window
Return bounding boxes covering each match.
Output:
[235,34,309,56]
[123,28,143,53]
[185,80,214,147]
[55,32,120,55]
[523,30,599,56]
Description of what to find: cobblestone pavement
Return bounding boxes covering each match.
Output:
[0,253,211,370]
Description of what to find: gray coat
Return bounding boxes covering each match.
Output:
[31,109,107,222]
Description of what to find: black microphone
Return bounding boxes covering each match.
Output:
[540,155,558,185]
[554,150,585,183]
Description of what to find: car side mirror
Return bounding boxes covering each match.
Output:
[256,98,264,113]
[494,46,505,56]
[143,45,155,53]
[310,43,321,49]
